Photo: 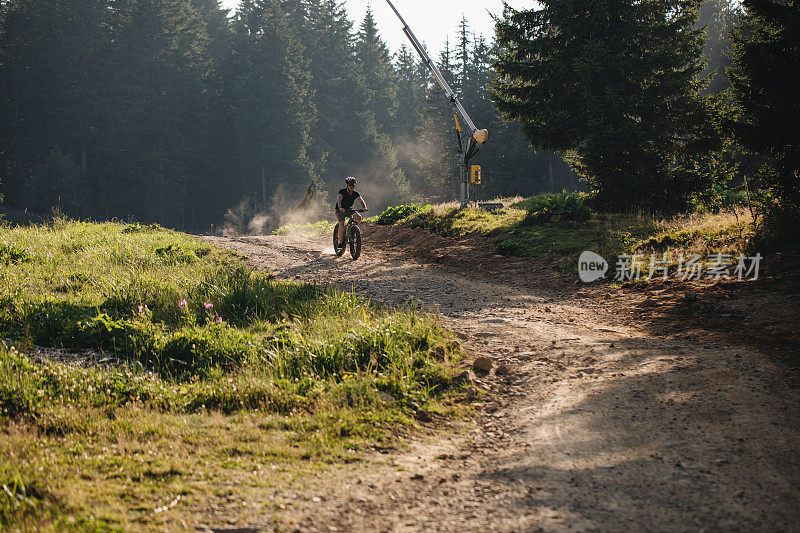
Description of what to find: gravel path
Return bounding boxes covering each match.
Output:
[204,226,800,532]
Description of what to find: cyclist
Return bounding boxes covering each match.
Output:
[336,176,368,248]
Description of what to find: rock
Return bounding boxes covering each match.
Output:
[639,298,657,308]
[485,402,499,413]
[472,357,493,373]
[416,410,432,423]
[454,370,473,384]
[467,387,479,399]
[495,364,511,376]
[544,306,552,313]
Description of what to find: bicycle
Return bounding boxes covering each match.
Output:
[333,208,367,260]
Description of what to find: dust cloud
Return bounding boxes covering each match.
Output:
[219,182,324,237]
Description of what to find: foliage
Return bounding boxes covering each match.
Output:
[728,0,800,246]
[0,221,467,528]
[0,220,463,399]
[0,0,579,229]
[373,204,429,225]
[512,193,592,224]
[492,0,718,211]
[697,0,742,94]
[388,197,752,262]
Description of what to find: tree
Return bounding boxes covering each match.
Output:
[0,0,110,216]
[228,0,317,214]
[492,0,716,211]
[415,39,459,200]
[697,0,741,94]
[355,6,398,136]
[728,0,800,226]
[304,0,409,206]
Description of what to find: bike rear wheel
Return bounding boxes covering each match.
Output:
[349,224,361,260]
[333,223,346,256]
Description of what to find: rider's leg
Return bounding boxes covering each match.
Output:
[336,210,346,246]
[353,212,362,224]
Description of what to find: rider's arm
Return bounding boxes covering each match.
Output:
[337,193,343,212]
[358,196,367,210]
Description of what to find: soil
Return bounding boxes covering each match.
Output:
[202,223,800,532]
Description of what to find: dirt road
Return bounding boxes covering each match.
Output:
[206,225,800,532]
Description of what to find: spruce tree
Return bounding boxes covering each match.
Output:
[229,0,316,215]
[729,0,800,220]
[356,6,399,137]
[416,40,459,200]
[492,0,716,210]
[305,0,409,206]
[0,0,110,216]
[104,0,212,226]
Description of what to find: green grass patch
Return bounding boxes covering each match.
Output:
[375,195,753,266]
[0,221,467,529]
[371,204,430,225]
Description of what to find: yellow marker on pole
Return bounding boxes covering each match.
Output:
[470,165,481,185]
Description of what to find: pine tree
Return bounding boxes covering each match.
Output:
[729,0,800,229]
[416,39,459,200]
[492,0,716,210]
[355,6,398,136]
[304,0,409,206]
[697,0,741,94]
[0,0,110,216]
[228,0,316,216]
[393,44,426,137]
[103,0,212,226]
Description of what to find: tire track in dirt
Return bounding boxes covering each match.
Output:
[203,226,800,532]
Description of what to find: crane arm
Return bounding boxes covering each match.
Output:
[385,0,486,143]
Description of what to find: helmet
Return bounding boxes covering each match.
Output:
[345,176,357,185]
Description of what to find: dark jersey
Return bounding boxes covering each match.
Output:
[337,188,361,210]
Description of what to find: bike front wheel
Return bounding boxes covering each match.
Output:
[349,224,361,260]
[333,223,346,256]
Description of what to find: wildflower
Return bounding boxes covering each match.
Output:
[216,316,223,324]
[204,302,213,310]
[179,299,188,313]
[46,251,52,259]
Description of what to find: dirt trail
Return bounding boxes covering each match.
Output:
[205,226,800,532]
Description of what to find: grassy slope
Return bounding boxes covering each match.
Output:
[0,220,466,530]
[377,196,755,271]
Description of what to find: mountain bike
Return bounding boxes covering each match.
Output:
[333,208,367,260]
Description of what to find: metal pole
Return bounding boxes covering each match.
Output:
[460,157,468,208]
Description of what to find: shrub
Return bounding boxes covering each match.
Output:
[373,204,428,225]
[513,193,592,224]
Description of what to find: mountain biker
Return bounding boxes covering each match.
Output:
[336,176,368,248]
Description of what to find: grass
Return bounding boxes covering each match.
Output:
[0,219,467,530]
[374,194,755,277]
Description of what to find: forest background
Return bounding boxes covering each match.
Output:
[0,0,793,244]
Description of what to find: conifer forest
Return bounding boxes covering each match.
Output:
[0,0,797,242]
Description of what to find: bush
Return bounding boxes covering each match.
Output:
[513,193,592,224]
[373,204,428,225]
